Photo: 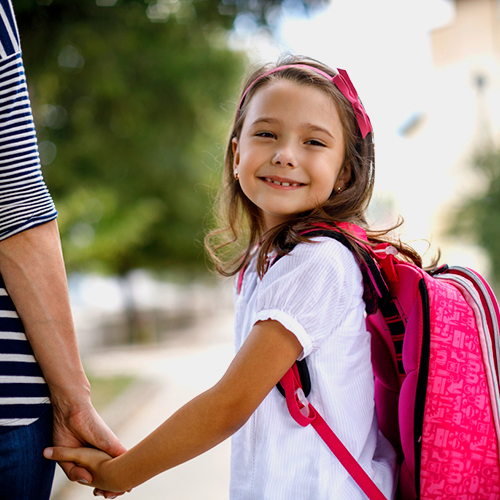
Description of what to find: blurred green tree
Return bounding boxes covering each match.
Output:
[16,0,326,276]
[449,147,500,288]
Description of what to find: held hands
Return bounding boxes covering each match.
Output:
[44,445,118,493]
[51,397,128,497]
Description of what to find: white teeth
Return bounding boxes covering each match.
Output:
[265,178,299,187]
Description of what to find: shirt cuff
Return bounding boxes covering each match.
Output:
[253,309,313,360]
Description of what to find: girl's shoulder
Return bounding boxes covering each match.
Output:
[286,235,358,268]
[265,236,361,287]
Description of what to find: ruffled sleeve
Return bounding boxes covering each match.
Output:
[253,237,362,359]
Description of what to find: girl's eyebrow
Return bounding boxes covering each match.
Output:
[250,117,335,139]
[250,117,280,127]
[305,124,334,139]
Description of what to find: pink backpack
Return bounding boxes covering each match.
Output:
[278,223,500,500]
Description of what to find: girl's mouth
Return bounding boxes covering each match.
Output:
[262,177,304,187]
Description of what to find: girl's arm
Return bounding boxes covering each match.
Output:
[44,318,303,492]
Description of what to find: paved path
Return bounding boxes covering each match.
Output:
[51,310,235,500]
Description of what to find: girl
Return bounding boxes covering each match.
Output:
[44,55,420,499]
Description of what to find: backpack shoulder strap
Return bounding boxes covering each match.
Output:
[280,365,389,500]
[275,224,396,500]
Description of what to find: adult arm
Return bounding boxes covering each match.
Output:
[44,319,303,492]
[0,220,126,485]
[0,1,126,491]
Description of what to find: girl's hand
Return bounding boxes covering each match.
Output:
[44,446,122,494]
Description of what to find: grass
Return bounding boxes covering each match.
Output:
[87,374,137,413]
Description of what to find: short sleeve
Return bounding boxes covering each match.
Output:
[0,0,57,241]
[253,238,362,359]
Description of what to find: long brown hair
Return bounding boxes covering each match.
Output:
[205,54,422,277]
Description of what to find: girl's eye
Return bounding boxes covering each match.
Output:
[306,139,326,147]
[256,132,275,138]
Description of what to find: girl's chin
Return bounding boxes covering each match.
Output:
[262,213,302,230]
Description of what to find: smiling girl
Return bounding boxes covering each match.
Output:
[44,56,404,499]
[232,79,348,228]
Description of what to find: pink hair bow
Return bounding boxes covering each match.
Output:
[332,69,372,139]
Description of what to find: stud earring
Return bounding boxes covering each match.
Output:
[234,171,239,180]
[336,186,342,193]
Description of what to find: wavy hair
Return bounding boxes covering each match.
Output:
[205,54,422,277]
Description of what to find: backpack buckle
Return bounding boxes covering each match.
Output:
[374,244,399,282]
[295,388,311,418]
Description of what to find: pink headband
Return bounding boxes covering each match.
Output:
[237,64,372,139]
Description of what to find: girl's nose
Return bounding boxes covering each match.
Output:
[272,150,295,168]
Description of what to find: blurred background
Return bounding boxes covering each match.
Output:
[14,0,500,498]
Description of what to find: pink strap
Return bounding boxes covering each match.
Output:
[237,268,245,294]
[311,221,369,242]
[280,367,388,500]
[237,263,250,294]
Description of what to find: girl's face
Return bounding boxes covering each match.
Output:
[233,80,348,230]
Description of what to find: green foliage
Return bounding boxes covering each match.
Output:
[449,147,500,286]
[17,0,241,275]
[17,0,326,276]
[56,187,166,274]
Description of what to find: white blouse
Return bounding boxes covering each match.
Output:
[230,237,397,500]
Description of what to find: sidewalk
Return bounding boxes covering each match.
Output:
[51,310,235,500]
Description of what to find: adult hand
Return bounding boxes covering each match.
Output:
[52,397,128,498]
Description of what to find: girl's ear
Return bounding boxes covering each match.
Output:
[336,163,351,190]
[232,137,240,173]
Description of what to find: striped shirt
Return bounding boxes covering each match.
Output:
[0,0,57,430]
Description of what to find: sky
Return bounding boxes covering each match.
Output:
[233,0,455,143]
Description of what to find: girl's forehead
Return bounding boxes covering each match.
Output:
[249,79,334,105]
[243,80,342,129]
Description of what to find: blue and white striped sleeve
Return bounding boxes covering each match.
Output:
[0,0,57,241]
